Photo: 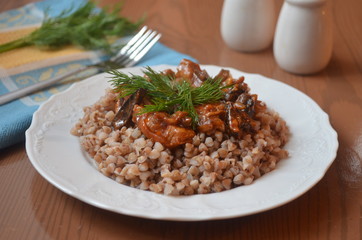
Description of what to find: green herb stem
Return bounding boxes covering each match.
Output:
[0,38,31,53]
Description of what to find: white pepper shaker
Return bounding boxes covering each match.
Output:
[220,0,276,52]
[273,0,333,74]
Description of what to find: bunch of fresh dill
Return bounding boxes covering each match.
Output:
[0,1,142,54]
[108,67,229,123]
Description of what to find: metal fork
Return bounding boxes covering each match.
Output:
[0,26,161,105]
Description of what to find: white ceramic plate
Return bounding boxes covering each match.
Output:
[26,65,338,221]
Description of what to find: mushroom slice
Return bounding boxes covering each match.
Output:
[112,89,145,129]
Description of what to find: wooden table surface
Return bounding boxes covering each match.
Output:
[1,0,361,239]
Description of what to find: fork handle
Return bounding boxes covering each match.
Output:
[0,65,95,105]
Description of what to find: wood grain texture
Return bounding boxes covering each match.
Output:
[1,0,361,239]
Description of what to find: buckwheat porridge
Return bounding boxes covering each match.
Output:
[71,59,289,195]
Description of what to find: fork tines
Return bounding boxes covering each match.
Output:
[111,26,162,68]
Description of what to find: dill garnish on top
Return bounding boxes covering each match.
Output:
[0,2,142,54]
[108,67,229,123]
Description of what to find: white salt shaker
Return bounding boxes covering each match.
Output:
[220,0,276,52]
[274,0,333,74]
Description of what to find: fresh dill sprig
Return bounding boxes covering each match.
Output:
[0,2,142,54]
[108,67,229,124]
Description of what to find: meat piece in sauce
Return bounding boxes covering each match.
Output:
[225,93,264,137]
[216,69,249,102]
[162,69,176,79]
[234,93,257,117]
[226,101,253,137]
[133,105,195,148]
[175,59,209,87]
[196,103,226,135]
